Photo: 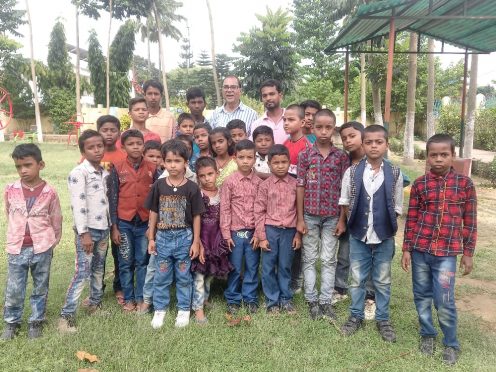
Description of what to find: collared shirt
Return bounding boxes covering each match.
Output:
[4,181,62,254]
[220,171,262,240]
[250,109,287,144]
[145,108,175,142]
[68,159,110,234]
[210,102,259,135]
[254,174,297,240]
[403,168,477,257]
[297,144,350,217]
[255,152,271,175]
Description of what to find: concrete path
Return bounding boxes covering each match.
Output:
[414,140,495,163]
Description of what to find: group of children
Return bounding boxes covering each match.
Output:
[3,96,476,366]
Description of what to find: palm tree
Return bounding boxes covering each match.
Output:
[403,32,418,165]
[206,0,221,106]
[426,38,435,139]
[106,0,113,112]
[464,54,478,160]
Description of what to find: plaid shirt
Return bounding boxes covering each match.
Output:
[403,168,477,257]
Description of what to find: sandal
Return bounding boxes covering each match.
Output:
[115,291,125,306]
[376,320,397,342]
[122,301,136,312]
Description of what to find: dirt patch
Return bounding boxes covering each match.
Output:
[458,294,496,331]
[458,277,496,293]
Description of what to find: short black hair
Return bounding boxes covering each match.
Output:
[161,139,189,161]
[339,121,364,138]
[285,104,304,119]
[260,79,282,94]
[363,124,389,142]
[11,143,42,162]
[235,139,256,154]
[268,144,289,162]
[96,115,120,131]
[78,129,104,153]
[176,134,193,148]
[193,123,212,134]
[315,109,336,123]
[252,125,274,141]
[195,156,217,173]
[209,127,235,157]
[143,140,161,154]
[300,100,322,111]
[143,79,164,95]
[226,119,247,133]
[128,97,147,112]
[426,133,456,154]
[121,129,144,145]
[177,112,195,126]
[186,87,206,102]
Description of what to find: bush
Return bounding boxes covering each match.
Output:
[119,113,131,131]
[437,104,461,143]
[472,157,496,186]
[46,87,76,134]
[389,137,403,154]
[414,144,426,160]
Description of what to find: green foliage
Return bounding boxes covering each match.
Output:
[46,88,76,134]
[133,54,160,84]
[437,104,462,144]
[46,21,74,91]
[473,107,496,151]
[215,53,234,82]
[119,112,131,131]
[88,30,106,106]
[0,0,26,37]
[436,60,465,99]
[389,137,404,154]
[73,0,102,19]
[472,158,496,187]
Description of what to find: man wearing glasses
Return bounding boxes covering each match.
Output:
[210,75,259,135]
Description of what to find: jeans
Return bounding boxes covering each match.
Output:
[262,226,296,308]
[111,240,121,293]
[153,229,193,311]
[143,254,156,305]
[61,228,109,317]
[3,247,53,324]
[412,251,459,349]
[302,215,339,304]
[117,218,149,303]
[349,235,394,321]
[224,229,260,305]
[192,273,213,311]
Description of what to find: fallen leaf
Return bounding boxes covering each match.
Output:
[78,369,99,372]
[76,351,100,363]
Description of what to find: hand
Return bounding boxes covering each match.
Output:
[334,220,346,237]
[148,239,157,255]
[251,236,259,250]
[401,251,411,272]
[296,220,307,235]
[226,238,235,252]
[460,255,473,275]
[199,242,206,264]
[111,225,121,245]
[259,239,270,252]
[190,240,200,260]
[80,232,93,254]
[292,233,302,250]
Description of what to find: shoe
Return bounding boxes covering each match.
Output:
[246,303,259,314]
[151,310,167,329]
[85,303,101,315]
[308,302,322,320]
[376,320,397,343]
[341,316,364,336]
[364,299,376,320]
[420,336,436,356]
[57,316,77,334]
[27,322,43,339]
[266,306,280,315]
[122,301,136,312]
[175,310,191,328]
[227,303,240,316]
[442,346,459,365]
[281,302,297,315]
[1,323,20,340]
[331,291,349,305]
[320,303,337,321]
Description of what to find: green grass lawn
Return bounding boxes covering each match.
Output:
[0,143,495,371]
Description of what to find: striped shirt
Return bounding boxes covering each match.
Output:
[210,102,259,135]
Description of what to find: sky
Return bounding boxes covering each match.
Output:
[14,0,496,86]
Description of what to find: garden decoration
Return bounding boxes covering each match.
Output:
[64,113,92,146]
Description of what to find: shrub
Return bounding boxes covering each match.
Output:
[474,107,496,151]
[472,157,496,186]
[414,144,426,160]
[119,113,131,131]
[437,104,461,144]
[389,137,403,154]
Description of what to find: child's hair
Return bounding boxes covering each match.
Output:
[143,140,161,154]
[186,87,206,102]
[78,129,104,153]
[252,125,274,142]
[195,156,217,173]
[96,115,120,131]
[177,112,195,126]
[315,109,336,123]
[235,139,256,154]
[426,133,456,154]
[161,139,189,162]
[209,127,235,157]
[285,104,304,119]
[339,121,365,138]
[128,96,147,111]
[176,133,193,148]
[194,123,212,134]
[300,100,322,111]
[143,79,164,95]
[121,129,144,144]
[268,144,290,162]
[11,143,42,162]
[363,124,389,142]
[259,79,282,94]
[226,119,247,133]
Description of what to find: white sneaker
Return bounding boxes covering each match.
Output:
[175,310,190,328]
[151,310,167,329]
[364,300,376,320]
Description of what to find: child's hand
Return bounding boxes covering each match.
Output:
[199,242,206,264]
[297,220,307,235]
[190,240,200,260]
[292,233,302,250]
[259,240,270,251]
[460,255,473,275]
[226,238,235,252]
[148,239,157,255]
[401,251,411,272]
[80,232,93,254]
[111,225,121,245]
[334,220,346,237]
[251,236,259,250]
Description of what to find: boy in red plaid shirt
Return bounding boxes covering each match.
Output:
[401,134,477,366]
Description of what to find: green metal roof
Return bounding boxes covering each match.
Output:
[325,0,496,53]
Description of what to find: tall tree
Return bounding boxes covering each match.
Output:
[360,52,366,124]
[403,32,418,164]
[464,54,478,159]
[205,0,221,106]
[426,38,435,139]
[88,29,106,106]
[215,53,234,82]
[46,20,74,90]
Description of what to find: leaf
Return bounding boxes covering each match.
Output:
[76,351,100,363]
[78,369,99,372]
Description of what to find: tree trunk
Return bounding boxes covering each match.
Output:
[426,38,435,140]
[152,2,171,110]
[464,54,478,160]
[206,0,221,106]
[403,32,418,165]
[146,22,151,79]
[25,0,43,142]
[106,0,112,113]
[360,53,366,124]
[371,83,383,126]
[75,4,82,118]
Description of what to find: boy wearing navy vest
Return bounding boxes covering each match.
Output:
[109,129,157,313]
[339,125,403,342]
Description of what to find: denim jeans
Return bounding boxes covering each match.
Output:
[143,254,156,305]
[3,247,53,324]
[412,251,459,349]
[192,273,213,311]
[111,240,121,293]
[302,214,339,304]
[153,228,193,311]
[349,235,394,321]
[61,228,109,317]
[224,229,260,305]
[290,247,303,290]
[117,218,149,303]
[262,226,296,308]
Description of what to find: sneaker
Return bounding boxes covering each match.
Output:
[364,299,376,320]
[442,346,459,365]
[85,303,101,315]
[420,336,436,356]
[341,316,364,336]
[331,291,349,305]
[266,306,280,315]
[308,302,322,320]
[57,316,77,334]
[227,303,240,316]
[27,322,43,339]
[175,310,191,328]
[320,303,337,321]
[246,303,259,314]
[376,320,397,343]
[151,310,167,329]
[281,302,297,315]
[1,323,20,340]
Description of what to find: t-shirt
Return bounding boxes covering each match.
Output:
[79,148,127,172]
[22,182,46,247]
[284,136,311,176]
[145,178,205,230]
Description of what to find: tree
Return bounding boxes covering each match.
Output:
[464,54,478,159]
[46,20,74,90]
[205,0,221,106]
[179,37,193,69]
[215,53,234,82]
[426,38,435,139]
[403,33,418,164]
[88,30,106,106]
[195,51,216,104]
[133,54,160,85]
[0,0,25,64]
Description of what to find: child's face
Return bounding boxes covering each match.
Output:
[163,151,187,177]
[178,119,195,136]
[363,132,388,161]
[197,165,219,190]
[122,136,144,161]
[283,109,305,135]
[210,133,230,157]
[99,122,120,148]
[129,102,149,123]
[14,156,45,184]
[340,127,363,153]
[144,149,162,167]
[179,140,193,158]
[427,142,454,176]
[82,136,105,165]
[304,107,318,130]
[230,128,247,144]
[235,149,256,174]
[313,115,335,145]
[254,134,274,156]
[269,154,290,178]
[187,97,206,117]
[194,128,210,150]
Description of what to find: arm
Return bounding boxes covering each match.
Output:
[401,182,420,272]
[108,166,121,245]
[254,182,268,242]
[219,181,234,249]
[49,190,63,246]
[68,169,93,253]
[394,171,405,216]
[147,211,158,255]
[296,186,307,235]
[189,214,201,259]
[460,179,477,275]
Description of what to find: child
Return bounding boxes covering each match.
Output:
[143,140,163,171]
[128,97,161,144]
[191,157,233,323]
[300,100,321,144]
[209,127,237,187]
[296,109,350,321]
[401,134,477,365]
[2,144,62,340]
[186,87,209,125]
[255,145,301,314]
[220,139,262,315]
[194,123,212,158]
[339,125,403,343]
[226,119,248,144]
[252,125,274,180]
[176,113,195,137]
[58,130,110,333]
[108,130,156,313]
[177,133,199,174]
[283,104,311,177]
[145,140,205,329]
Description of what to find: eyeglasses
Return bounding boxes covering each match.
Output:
[223,85,239,91]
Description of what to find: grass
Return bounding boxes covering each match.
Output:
[0,142,495,371]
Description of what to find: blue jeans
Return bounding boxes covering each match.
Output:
[117,218,149,303]
[262,226,296,308]
[412,251,459,349]
[61,228,109,317]
[224,229,260,305]
[111,240,121,293]
[192,273,213,311]
[349,235,394,321]
[143,254,156,305]
[3,247,53,324]
[153,229,193,311]
[302,214,339,304]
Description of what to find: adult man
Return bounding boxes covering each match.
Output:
[143,79,175,142]
[250,79,286,144]
[186,87,210,127]
[210,75,258,134]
